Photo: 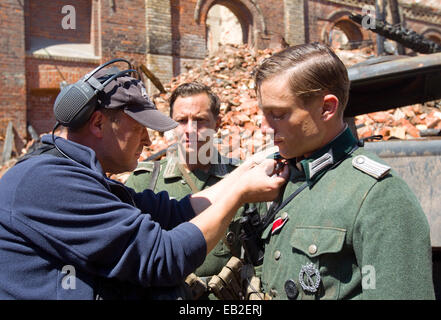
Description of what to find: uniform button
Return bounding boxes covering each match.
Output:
[284,279,299,300]
[225,231,235,245]
[180,180,187,185]
[356,156,365,164]
[281,212,288,220]
[274,250,281,260]
[308,244,318,255]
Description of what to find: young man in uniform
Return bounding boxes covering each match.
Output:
[126,82,265,299]
[0,66,287,299]
[255,43,435,299]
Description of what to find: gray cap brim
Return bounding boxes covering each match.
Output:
[124,106,178,132]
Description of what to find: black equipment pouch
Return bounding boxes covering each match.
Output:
[239,204,265,266]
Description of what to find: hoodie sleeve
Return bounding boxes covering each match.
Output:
[10,157,206,287]
[129,187,197,230]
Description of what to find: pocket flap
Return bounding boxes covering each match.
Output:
[133,162,155,174]
[290,226,346,258]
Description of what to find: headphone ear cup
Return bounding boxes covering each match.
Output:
[67,96,98,129]
[53,81,98,128]
[53,59,134,129]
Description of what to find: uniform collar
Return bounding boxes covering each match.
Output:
[298,125,357,186]
[163,147,237,180]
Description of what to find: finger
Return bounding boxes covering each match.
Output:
[257,159,277,175]
[271,164,289,184]
[277,163,290,180]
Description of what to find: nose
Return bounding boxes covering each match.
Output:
[183,119,197,135]
[261,117,275,135]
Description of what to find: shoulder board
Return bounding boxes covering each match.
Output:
[163,157,181,179]
[352,155,391,180]
[133,161,156,173]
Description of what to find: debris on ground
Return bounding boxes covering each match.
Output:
[2,44,441,182]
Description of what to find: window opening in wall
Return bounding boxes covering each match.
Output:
[427,35,441,45]
[26,0,98,61]
[206,4,243,55]
[329,20,365,50]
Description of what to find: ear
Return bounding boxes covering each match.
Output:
[88,110,105,139]
[321,94,339,121]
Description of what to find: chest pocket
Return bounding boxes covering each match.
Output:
[290,226,346,258]
[290,226,347,299]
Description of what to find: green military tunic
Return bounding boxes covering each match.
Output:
[261,127,435,300]
[125,146,243,277]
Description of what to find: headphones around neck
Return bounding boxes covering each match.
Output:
[53,58,138,129]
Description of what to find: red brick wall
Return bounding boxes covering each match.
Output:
[28,0,92,44]
[1,0,441,145]
[0,0,26,148]
[171,0,206,59]
[23,0,101,135]
[100,0,147,65]
[307,0,375,44]
[25,58,98,134]
[23,0,149,135]
[257,0,285,41]
[190,0,286,50]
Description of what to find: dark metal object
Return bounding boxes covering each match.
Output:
[375,0,386,55]
[365,139,441,247]
[349,13,441,54]
[239,204,264,266]
[345,52,441,117]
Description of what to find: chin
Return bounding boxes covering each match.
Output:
[125,160,138,173]
[277,146,292,159]
[280,148,303,160]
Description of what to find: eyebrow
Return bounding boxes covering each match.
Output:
[260,105,292,111]
[174,112,211,118]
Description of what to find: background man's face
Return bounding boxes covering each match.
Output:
[259,73,325,159]
[172,93,218,161]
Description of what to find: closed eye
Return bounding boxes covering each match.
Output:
[264,110,287,121]
[272,112,287,120]
[262,107,290,121]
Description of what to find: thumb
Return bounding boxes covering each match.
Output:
[271,163,289,183]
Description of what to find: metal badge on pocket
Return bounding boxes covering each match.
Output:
[298,263,321,293]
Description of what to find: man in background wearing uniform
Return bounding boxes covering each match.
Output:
[126,82,263,299]
[254,43,435,299]
[0,66,288,299]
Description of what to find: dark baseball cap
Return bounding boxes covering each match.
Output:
[95,69,177,132]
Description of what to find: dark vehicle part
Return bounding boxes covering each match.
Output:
[346,52,441,117]
[349,13,441,54]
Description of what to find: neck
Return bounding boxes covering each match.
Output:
[181,144,216,173]
[66,130,110,172]
[303,120,346,158]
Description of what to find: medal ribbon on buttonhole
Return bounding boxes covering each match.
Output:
[271,212,289,235]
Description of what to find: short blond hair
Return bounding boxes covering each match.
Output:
[255,43,350,114]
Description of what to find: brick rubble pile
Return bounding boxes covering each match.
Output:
[145,44,441,161]
[2,44,441,180]
[146,44,276,161]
